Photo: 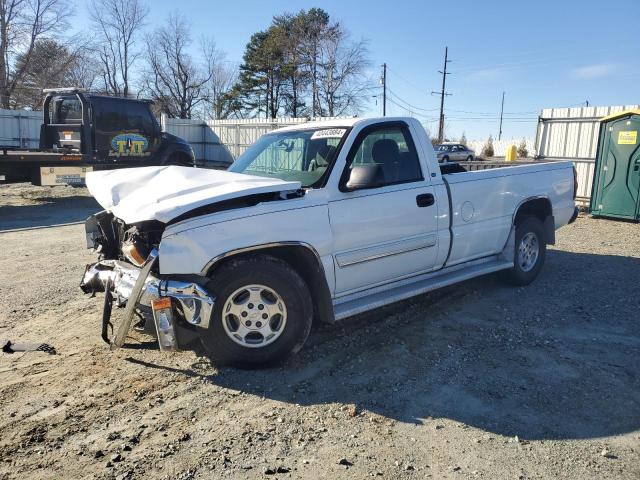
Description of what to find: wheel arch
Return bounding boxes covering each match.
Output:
[162,149,194,166]
[202,242,335,324]
[513,196,555,244]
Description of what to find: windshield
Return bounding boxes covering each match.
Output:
[436,145,451,151]
[228,127,347,187]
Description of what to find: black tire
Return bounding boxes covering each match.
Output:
[502,216,546,286]
[201,255,313,368]
[467,155,473,161]
[442,155,449,162]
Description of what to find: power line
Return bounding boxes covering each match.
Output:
[387,88,536,121]
[386,96,440,120]
[387,88,439,112]
[386,67,431,97]
[445,108,538,115]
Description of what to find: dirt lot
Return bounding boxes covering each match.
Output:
[0,183,639,480]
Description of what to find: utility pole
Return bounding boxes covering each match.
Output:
[498,91,505,140]
[381,63,387,116]
[432,47,451,143]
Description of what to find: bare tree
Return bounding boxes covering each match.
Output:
[0,0,68,108]
[318,27,369,116]
[89,0,148,97]
[13,36,99,109]
[201,38,237,119]
[143,12,210,119]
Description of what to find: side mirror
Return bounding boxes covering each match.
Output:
[344,164,385,191]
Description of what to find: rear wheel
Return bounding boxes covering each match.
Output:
[502,216,546,286]
[201,255,313,367]
[467,155,473,161]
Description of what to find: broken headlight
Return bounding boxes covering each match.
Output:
[121,234,149,267]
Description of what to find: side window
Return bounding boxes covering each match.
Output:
[94,99,127,133]
[127,102,156,135]
[345,124,423,186]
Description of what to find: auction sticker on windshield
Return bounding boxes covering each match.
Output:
[311,128,347,139]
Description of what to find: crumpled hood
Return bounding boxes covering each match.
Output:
[85,166,301,224]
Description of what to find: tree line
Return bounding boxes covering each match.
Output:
[0,1,371,119]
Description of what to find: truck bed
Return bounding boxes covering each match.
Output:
[442,160,575,266]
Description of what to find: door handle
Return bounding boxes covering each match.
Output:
[416,193,435,207]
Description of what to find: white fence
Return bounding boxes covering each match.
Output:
[160,115,348,167]
[467,137,535,158]
[1,105,631,205]
[0,108,345,167]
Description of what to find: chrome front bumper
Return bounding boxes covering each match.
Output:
[80,259,215,329]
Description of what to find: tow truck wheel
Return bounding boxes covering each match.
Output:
[502,216,546,286]
[202,255,313,367]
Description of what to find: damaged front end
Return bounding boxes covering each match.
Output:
[80,211,215,351]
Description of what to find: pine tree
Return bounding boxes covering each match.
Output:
[481,135,494,158]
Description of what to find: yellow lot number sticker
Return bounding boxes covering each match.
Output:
[618,130,637,145]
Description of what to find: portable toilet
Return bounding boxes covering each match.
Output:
[590,109,640,220]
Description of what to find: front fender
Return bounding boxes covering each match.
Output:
[158,203,335,291]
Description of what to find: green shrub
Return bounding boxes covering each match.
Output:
[517,138,528,158]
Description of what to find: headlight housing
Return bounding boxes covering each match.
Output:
[121,236,148,266]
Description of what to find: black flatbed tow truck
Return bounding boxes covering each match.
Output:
[0,88,195,186]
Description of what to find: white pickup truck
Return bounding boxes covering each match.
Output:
[80,117,578,367]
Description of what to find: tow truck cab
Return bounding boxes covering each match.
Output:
[0,88,194,185]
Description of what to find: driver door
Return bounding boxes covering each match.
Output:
[328,121,440,295]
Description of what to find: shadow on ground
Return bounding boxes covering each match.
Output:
[0,195,99,231]
[124,249,640,442]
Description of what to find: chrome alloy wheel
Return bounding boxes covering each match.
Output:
[221,284,287,348]
[518,232,539,272]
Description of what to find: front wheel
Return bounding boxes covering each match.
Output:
[201,255,313,367]
[502,216,546,286]
[467,155,473,161]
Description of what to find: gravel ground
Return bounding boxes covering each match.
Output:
[0,183,639,480]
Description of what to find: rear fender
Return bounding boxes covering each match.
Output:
[513,197,555,245]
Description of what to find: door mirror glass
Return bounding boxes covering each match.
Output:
[345,164,385,191]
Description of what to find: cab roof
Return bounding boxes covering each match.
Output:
[273,116,414,133]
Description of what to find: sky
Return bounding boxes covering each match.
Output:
[76,0,640,141]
